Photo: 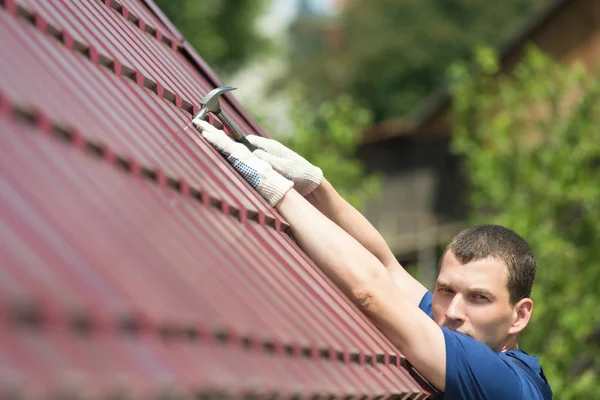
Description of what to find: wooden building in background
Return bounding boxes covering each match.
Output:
[358,0,600,288]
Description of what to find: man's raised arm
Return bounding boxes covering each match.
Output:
[194,120,446,389]
[245,135,428,306]
[305,179,428,306]
[276,189,447,391]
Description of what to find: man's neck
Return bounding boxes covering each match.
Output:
[498,336,519,352]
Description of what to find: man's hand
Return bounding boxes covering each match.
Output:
[245,135,323,196]
[195,120,293,207]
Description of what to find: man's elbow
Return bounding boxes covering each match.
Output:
[351,272,392,313]
[354,287,377,310]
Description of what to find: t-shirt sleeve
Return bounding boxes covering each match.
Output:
[443,327,536,399]
[418,290,434,319]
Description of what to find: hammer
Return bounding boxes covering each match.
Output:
[193,86,259,152]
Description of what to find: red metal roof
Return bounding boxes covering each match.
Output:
[0,0,432,398]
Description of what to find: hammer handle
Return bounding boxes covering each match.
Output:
[238,136,259,152]
[218,113,259,152]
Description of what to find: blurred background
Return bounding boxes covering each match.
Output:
[155,0,599,397]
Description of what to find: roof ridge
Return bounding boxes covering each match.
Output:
[412,0,575,130]
[140,0,272,138]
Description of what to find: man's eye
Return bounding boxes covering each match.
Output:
[471,294,489,302]
[438,287,454,294]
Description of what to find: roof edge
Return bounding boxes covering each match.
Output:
[415,0,573,127]
[140,0,270,138]
[363,0,574,144]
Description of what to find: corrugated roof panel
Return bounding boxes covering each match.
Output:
[103,0,269,142]
[66,0,205,101]
[110,0,178,42]
[0,9,284,224]
[16,0,262,141]
[15,0,176,46]
[1,114,374,353]
[0,99,429,397]
[0,324,428,400]
[1,0,432,397]
[1,117,268,333]
[4,113,405,365]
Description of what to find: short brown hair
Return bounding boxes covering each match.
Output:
[442,225,536,305]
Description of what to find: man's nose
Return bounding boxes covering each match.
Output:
[445,295,466,323]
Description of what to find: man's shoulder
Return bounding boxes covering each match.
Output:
[501,350,553,399]
[501,349,541,372]
[443,329,552,399]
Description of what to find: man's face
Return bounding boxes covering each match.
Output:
[431,251,516,351]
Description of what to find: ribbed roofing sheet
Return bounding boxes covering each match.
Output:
[14,0,256,137]
[2,111,407,363]
[1,2,279,223]
[0,325,424,400]
[0,0,431,398]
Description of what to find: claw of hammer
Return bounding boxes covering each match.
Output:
[193,86,259,152]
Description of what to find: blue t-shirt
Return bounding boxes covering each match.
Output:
[419,291,552,399]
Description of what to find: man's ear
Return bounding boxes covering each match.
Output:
[508,298,533,335]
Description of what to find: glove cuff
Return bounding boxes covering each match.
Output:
[259,171,295,207]
[298,166,324,196]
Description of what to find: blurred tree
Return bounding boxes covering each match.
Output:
[154,0,272,75]
[449,45,600,399]
[280,0,546,123]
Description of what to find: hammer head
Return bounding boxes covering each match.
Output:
[192,86,236,123]
[200,86,236,114]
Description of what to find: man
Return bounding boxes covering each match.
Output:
[193,120,553,399]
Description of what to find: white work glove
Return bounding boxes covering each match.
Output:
[194,120,294,207]
[245,135,323,196]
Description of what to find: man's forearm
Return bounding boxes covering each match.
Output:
[277,189,386,297]
[306,180,428,304]
[306,179,397,267]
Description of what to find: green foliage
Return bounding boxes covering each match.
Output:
[154,0,272,75]
[258,88,383,211]
[282,0,545,123]
[450,45,600,399]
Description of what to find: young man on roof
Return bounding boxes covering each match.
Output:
[193,120,553,400]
